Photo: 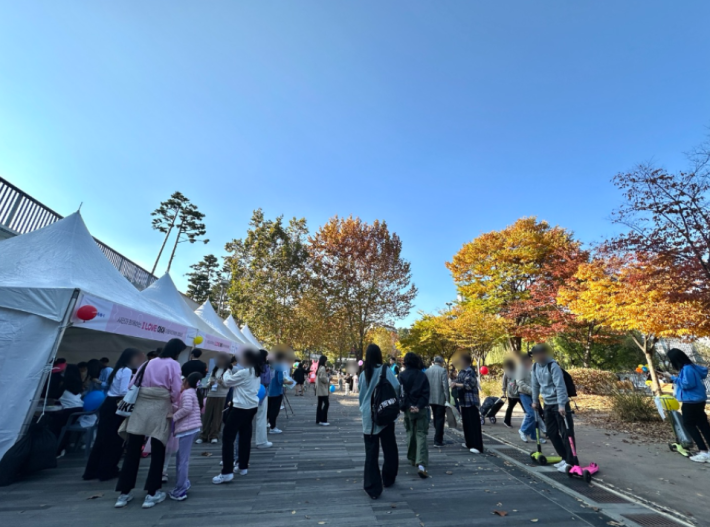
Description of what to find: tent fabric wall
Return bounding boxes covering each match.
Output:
[241,324,263,347]
[224,315,251,345]
[0,307,64,460]
[195,300,241,343]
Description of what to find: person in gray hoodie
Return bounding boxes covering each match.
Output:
[425,356,450,447]
[530,343,574,472]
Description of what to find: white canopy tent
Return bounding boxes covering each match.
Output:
[140,274,237,355]
[223,315,251,345]
[0,213,197,461]
[241,323,263,348]
[194,300,245,350]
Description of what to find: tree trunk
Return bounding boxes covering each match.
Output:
[631,334,661,395]
[151,212,178,275]
[165,218,185,273]
[583,323,593,368]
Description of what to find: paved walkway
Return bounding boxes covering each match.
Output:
[0,393,671,526]
[481,401,704,525]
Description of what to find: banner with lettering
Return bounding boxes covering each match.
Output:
[71,293,196,344]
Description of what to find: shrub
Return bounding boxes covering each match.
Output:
[568,368,617,395]
[479,378,501,398]
[610,391,660,423]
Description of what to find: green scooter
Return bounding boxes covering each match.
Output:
[530,410,562,466]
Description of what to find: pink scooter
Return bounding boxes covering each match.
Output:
[562,417,599,483]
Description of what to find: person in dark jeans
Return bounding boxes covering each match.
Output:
[358,344,400,500]
[425,356,450,446]
[663,348,710,463]
[451,355,483,454]
[530,343,574,472]
[502,358,521,428]
[315,355,331,425]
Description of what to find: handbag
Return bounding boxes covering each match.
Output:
[116,362,148,417]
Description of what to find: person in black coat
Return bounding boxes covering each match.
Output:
[399,353,431,478]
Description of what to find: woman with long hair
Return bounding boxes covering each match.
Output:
[83,348,145,481]
[358,344,400,500]
[115,338,184,509]
[213,349,263,484]
[451,354,483,454]
[663,348,710,463]
[315,355,330,426]
[399,352,431,478]
[84,359,104,393]
[197,354,231,444]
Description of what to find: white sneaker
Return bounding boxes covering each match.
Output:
[142,491,166,509]
[237,468,248,476]
[210,438,219,444]
[161,473,168,483]
[518,430,528,443]
[212,473,234,484]
[280,405,285,410]
[538,437,547,444]
[469,448,481,454]
[115,494,133,508]
[554,460,566,468]
[319,422,330,426]
[557,463,571,473]
[462,443,468,449]
[690,452,710,463]
[195,438,203,444]
[269,428,283,434]
[256,442,273,449]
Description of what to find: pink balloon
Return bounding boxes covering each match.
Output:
[358,360,363,366]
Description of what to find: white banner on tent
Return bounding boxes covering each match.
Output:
[201,332,240,354]
[72,293,196,343]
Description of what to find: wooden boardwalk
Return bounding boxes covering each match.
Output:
[0,392,618,526]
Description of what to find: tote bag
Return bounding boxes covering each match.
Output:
[116,362,148,417]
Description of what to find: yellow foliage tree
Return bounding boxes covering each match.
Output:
[441,306,509,369]
[398,313,458,365]
[558,254,710,394]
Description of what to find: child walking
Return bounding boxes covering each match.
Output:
[169,372,202,501]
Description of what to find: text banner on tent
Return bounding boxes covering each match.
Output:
[72,293,196,343]
[201,332,239,354]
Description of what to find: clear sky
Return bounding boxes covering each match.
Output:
[1,2,709,325]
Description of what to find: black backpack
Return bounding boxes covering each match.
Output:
[546,362,577,398]
[371,365,400,433]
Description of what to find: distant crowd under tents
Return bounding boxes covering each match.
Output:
[0,212,262,462]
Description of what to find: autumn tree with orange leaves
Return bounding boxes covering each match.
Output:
[558,253,710,394]
[446,217,587,353]
[309,216,417,359]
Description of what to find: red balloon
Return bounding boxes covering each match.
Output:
[76,305,98,321]
[480,366,489,375]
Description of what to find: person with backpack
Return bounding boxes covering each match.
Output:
[399,353,431,478]
[515,353,546,444]
[530,343,576,473]
[450,354,483,454]
[662,348,710,463]
[501,358,520,428]
[358,344,400,500]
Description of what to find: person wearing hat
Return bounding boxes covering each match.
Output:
[530,343,573,473]
[425,356,450,447]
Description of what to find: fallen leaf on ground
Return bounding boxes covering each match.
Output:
[201,452,212,457]
[493,510,508,517]
[86,494,103,500]
[445,471,453,475]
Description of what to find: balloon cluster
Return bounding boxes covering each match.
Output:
[635,364,650,374]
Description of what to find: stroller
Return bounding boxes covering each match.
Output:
[479,396,506,425]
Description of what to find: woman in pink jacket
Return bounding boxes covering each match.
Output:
[169,372,202,501]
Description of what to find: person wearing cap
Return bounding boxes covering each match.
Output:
[530,343,574,472]
[425,356,450,447]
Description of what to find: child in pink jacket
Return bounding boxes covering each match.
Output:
[169,372,202,501]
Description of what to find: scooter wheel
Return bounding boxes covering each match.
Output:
[583,469,591,483]
[539,455,548,466]
[490,417,497,424]
[669,444,676,452]
[565,465,573,478]
[530,452,536,461]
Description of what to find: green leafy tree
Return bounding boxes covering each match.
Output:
[225,209,309,346]
[186,254,229,310]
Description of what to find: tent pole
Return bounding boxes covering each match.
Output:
[20,288,80,435]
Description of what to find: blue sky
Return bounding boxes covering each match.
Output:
[1,2,709,326]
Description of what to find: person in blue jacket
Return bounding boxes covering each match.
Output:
[663,348,710,463]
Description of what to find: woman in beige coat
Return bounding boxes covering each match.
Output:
[315,355,330,426]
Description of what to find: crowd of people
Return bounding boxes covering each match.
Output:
[42,338,710,507]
